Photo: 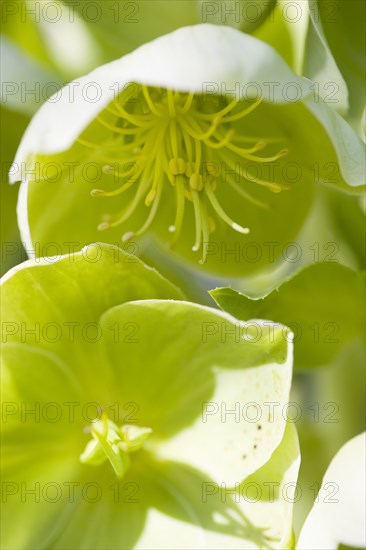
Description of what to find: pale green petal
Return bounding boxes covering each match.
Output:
[304,95,365,187]
[305,0,365,132]
[297,432,366,549]
[303,0,348,115]
[1,344,82,549]
[47,465,148,549]
[1,334,148,549]
[99,300,293,486]
[1,242,183,363]
[2,258,297,549]
[2,444,147,550]
[1,455,79,550]
[135,423,300,549]
[242,423,300,542]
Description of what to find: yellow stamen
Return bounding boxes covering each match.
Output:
[205,183,250,235]
[221,98,262,122]
[79,84,290,261]
[142,85,162,116]
[181,92,194,114]
[96,116,148,135]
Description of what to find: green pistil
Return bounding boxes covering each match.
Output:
[80,84,289,263]
[80,413,152,479]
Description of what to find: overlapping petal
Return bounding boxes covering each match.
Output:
[1,247,297,548]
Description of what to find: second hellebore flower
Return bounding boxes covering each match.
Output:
[10,25,364,289]
[1,244,299,549]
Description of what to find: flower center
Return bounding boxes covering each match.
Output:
[78,84,289,263]
[80,412,152,479]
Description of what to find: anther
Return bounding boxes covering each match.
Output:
[91,189,105,197]
[145,189,156,205]
[185,162,195,178]
[97,222,110,231]
[189,173,203,191]
[168,157,186,176]
[82,85,290,261]
[102,165,114,174]
[122,231,135,242]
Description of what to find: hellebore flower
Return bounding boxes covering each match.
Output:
[10,25,364,292]
[1,244,299,549]
[297,432,366,550]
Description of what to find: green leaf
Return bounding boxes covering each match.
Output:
[210,264,365,369]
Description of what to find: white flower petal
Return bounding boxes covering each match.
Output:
[297,432,366,550]
[10,23,311,182]
[155,316,293,487]
[16,180,33,259]
[10,23,363,191]
[304,95,365,186]
[135,424,300,549]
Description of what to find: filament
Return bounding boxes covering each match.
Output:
[191,189,202,252]
[205,183,250,234]
[169,175,185,239]
[80,84,290,260]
